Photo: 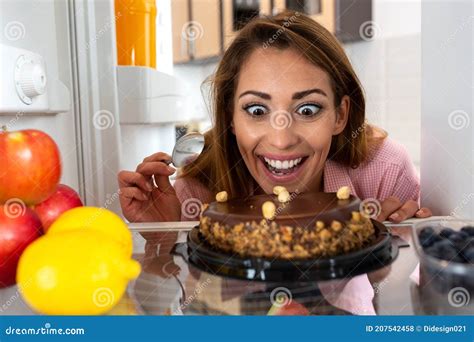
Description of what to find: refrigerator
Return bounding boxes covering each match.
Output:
[0,0,473,219]
[0,0,195,216]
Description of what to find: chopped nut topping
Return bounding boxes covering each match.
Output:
[349,224,361,232]
[215,191,228,202]
[294,244,305,252]
[277,190,291,203]
[336,186,351,200]
[331,220,342,232]
[315,220,325,230]
[319,229,332,240]
[351,211,361,222]
[200,203,209,218]
[273,185,287,195]
[262,201,276,220]
[199,202,376,260]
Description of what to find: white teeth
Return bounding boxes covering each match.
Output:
[262,157,304,170]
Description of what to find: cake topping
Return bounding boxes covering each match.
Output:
[319,229,332,241]
[351,211,361,222]
[202,192,361,228]
[199,191,376,259]
[273,185,287,195]
[336,186,351,200]
[262,201,276,220]
[331,220,343,232]
[277,190,291,203]
[215,191,228,203]
[316,220,325,230]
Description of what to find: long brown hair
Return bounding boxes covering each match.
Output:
[179,11,386,198]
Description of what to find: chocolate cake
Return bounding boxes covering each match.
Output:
[199,191,375,259]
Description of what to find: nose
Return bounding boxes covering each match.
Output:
[267,112,300,150]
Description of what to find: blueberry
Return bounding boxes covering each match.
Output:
[420,236,434,248]
[419,227,439,248]
[444,250,465,263]
[420,227,435,236]
[435,238,455,251]
[431,234,443,245]
[440,228,455,238]
[434,239,465,262]
[463,247,474,263]
[448,231,469,243]
[454,239,470,252]
[426,243,464,263]
[461,226,474,237]
[424,246,440,258]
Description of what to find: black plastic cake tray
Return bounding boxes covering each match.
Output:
[184,220,399,282]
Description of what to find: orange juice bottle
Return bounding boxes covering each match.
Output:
[115,0,156,68]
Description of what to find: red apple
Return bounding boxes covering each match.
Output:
[34,184,83,232]
[0,128,61,205]
[0,203,43,287]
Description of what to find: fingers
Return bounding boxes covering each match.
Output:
[143,152,172,164]
[415,207,433,218]
[136,161,176,194]
[376,196,402,222]
[375,196,433,223]
[118,170,153,192]
[120,187,148,202]
[119,152,176,200]
[386,200,419,223]
[136,161,175,177]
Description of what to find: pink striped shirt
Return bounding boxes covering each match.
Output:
[174,136,420,220]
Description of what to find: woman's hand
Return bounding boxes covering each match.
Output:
[118,152,182,223]
[376,196,432,223]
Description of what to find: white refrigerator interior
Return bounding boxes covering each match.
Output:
[421,0,474,219]
[0,0,198,216]
[1,0,472,220]
[0,0,81,194]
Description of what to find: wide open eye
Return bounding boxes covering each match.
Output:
[296,103,322,117]
[244,104,268,117]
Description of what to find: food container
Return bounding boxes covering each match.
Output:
[115,0,157,68]
[412,219,474,314]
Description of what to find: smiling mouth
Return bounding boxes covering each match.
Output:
[258,155,308,176]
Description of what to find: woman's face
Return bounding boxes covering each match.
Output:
[232,47,349,194]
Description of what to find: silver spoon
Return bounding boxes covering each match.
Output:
[170,132,205,168]
[152,132,205,185]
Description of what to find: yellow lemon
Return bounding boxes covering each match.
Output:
[48,206,132,257]
[17,230,141,315]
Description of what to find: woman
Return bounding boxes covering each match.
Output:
[118,11,432,316]
[118,11,432,224]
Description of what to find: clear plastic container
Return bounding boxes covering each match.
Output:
[412,218,474,314]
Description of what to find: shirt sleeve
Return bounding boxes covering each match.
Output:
[376,143,420,204]
[173,177,213,221]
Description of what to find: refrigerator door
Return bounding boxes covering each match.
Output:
[0,0,82,195]
[0,0,124,212]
